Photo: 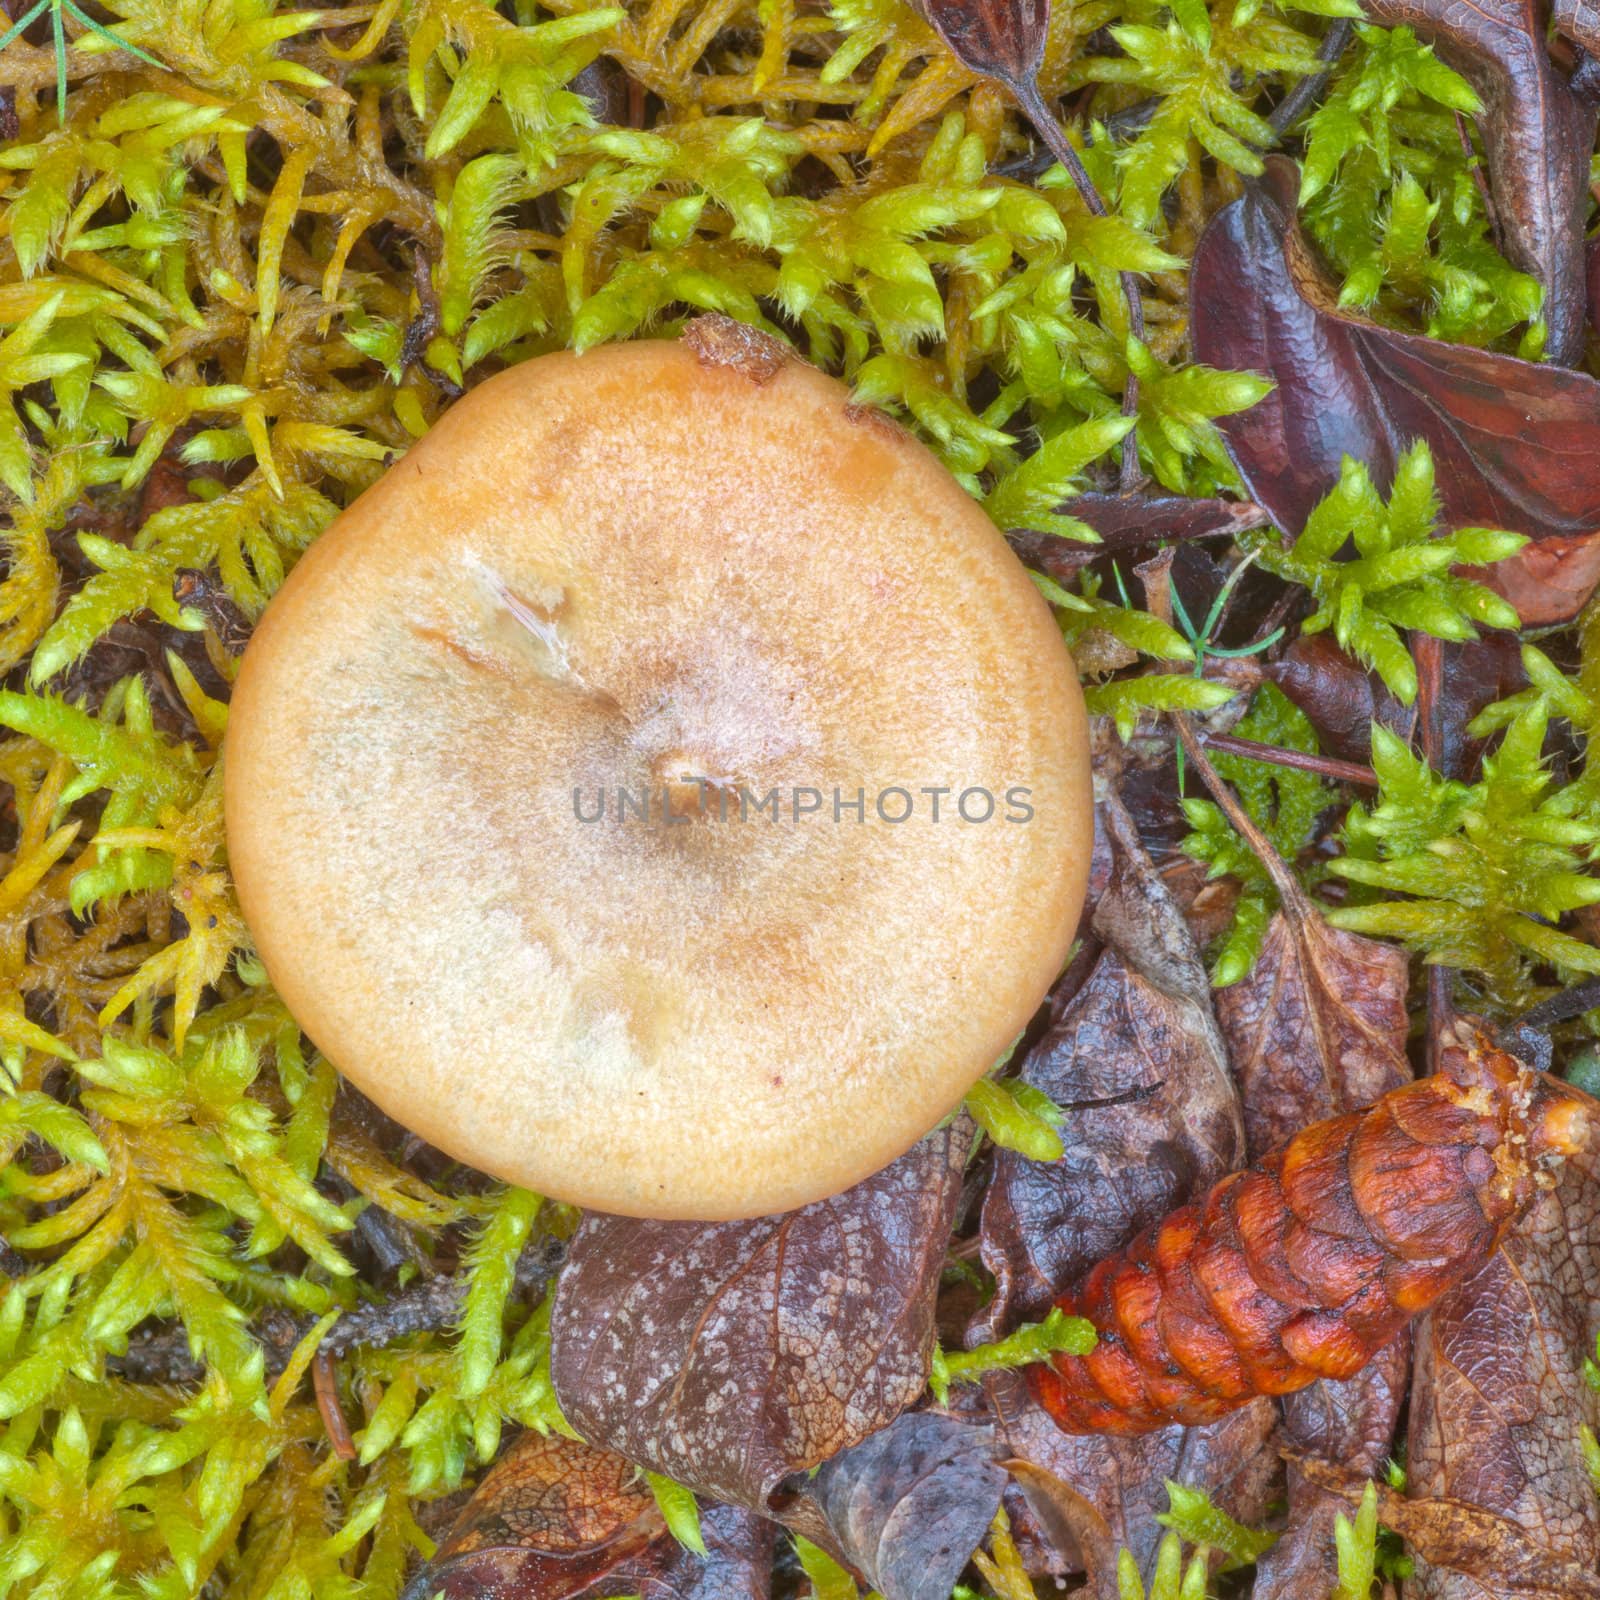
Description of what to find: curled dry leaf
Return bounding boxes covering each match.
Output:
[1292,1452,1600,1600]
[550,1124,970,1514]
[399,1430,775,1600]
[1190,158,1600,625]
[1202,730,1412,1600]
[1406,1159,1600,1600]
[973,794,1266,1596]
[782,1412,1008,1600]
[1360,0,1597,366]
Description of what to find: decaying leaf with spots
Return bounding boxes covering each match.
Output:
[976,795,1244,1340]
[400,1430,776,1600]
[550,1124,970,1513]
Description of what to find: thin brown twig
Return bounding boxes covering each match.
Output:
[1173,713,1307,913]
[1008,78,1146,491]
[1453,110,1501,251]
[1413,635,1457,1072]
[1199,732,1378,788]
[314,1347,358,1461]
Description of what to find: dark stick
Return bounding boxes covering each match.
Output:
[1453,111,1501,250]
[1199,732,1377,788]
[1008,77,1146,491]
[1268,19,1353,137]
[1516,977,1600,1032]
[1414,635,1457,1073]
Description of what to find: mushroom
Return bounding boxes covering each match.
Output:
[225,317,1092,1220]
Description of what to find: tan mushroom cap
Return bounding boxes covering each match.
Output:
[225,322,1092,1220]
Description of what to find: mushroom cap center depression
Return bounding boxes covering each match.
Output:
[225,338,1091,1219]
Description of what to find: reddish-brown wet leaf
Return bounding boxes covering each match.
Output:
[1293,1452,1600,1600]
[1360,0,1596,365]
[1190,157,1600,624]
[1267,635,1414,768]
[975,793,1244,1339]
[1406,1160,1600,1600]
[398,1431,776,1600]
[550,1124,970,1516]
[781,1412,1007,1600]
[1212,813,1412,1600]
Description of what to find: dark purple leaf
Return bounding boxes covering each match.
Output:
[782,1413,1007,1600]
[550,1125,971,1514]
[1191,158,1600,625]
[1267,635,1414,768]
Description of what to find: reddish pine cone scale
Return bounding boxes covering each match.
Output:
[1029,1022,1592,1436]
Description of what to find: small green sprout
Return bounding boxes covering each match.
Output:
[929,1307,1097,1405]
[1157,1481,1278,1568]
[1116,1532,1209,1600]
[645,1471,708,1557]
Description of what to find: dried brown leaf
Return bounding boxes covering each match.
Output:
[1293,1450,1600,1600]
[550,1125,971,1514]
[968,794,1262,1596]
[1217,891,1411,1600]
[1406,1162,1600,1600]
[395,1430,756,1600]
[1217,911,1410,1162]
[989,1372,1277,1598]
